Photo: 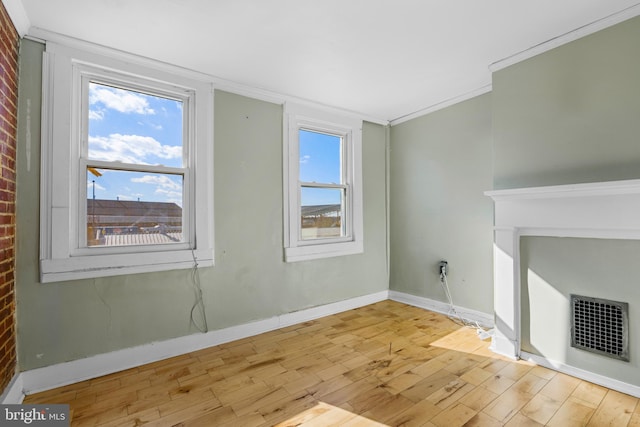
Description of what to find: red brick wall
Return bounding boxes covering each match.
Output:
[0,1,19,394]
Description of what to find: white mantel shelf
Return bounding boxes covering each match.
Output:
[485,179,640,360]
[486,179,640,201]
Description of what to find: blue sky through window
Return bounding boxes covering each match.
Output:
[299,129,342,206]
[87,83,184,206]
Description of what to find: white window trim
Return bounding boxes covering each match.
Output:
[283,102,363,262]
[40,42,214,282]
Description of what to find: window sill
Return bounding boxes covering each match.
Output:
[284,241,363,263]
[40,248,214,283]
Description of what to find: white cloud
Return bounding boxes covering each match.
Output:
[131,175,183,206]
[155,188,183,205]
[131,174,182,192]
[88,134,181,165]
[89,85,155,115]
[300,155,311,164]
[89,109,104,120]
[87,180,106,191]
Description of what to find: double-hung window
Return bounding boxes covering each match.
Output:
[40,42,214,282]
[283,103,363,262]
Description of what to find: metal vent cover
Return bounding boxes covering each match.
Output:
[571,295,629,362]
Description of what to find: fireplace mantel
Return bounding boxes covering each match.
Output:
[485,179,640,359]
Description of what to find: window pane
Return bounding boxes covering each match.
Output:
[87,168,183,247]
[300,187,344,240]
[88,82,183,167]
[299,129,341,184]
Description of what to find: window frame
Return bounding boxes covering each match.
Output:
[283,102,363,262]
[40,42,214,282]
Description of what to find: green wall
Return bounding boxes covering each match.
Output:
[493,16,640,383]
[389,94,494,314]
[493,16,640,190]
[15,39,388,370]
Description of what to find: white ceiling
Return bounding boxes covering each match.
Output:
[17,0,640,122]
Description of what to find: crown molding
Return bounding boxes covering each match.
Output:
[389,84,492,126]
[389,3,640,127]
[490,3,640,72]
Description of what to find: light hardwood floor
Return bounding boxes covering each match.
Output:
[24,300,640,426]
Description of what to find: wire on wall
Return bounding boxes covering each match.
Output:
[93,279,113,334]
[439,267,465,325]
[190,249,209,333]
[439,265,493,340]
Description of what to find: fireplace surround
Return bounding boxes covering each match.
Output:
[485,179,640,396]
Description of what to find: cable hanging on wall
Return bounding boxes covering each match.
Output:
[190,249,209,333]
[438,261,493,340]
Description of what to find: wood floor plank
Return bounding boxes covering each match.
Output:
[465,411,505,427]
[443,354,485,377]
[179,405,237,427]
[230,386,290,418]
[519,393,563,425]
[320,377,379,407]
[529,365,557,381]
[430,402,477,427]
[282,372,322,395]
[539,372,582,402]
[307,373,353,399]
[426,379,474,409]
[21,300,640,426]
[628,404,640,427]
[157,389,219,417]
[71,391,135,423]
[214,378,269,406]
[481,371,517,395]
[460,366,495,386]
[97,407,160,427]
[383,372,424,395]
[588,390,638,426]
[273,401,334,426]
[482,385,535,424]
[142,398,226,427]
[258,390,317,425]
[385,398,442,427]
[504,412,545,427]
[570,381,609,409]
[72,406,129,427]
[511,372,549,396]
[458,385,499,412]
[218,411,265,427]
[547,396,597,427]
[359,393,416,424]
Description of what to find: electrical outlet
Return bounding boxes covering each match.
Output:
[438,260,448,275]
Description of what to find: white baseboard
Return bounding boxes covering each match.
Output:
[522,351,640,398]
[16,290,389,397]
[389,290,494,328]
[0,373,24,404]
